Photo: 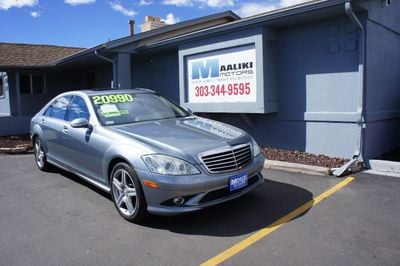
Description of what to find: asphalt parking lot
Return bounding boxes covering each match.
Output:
[1,154,399,266]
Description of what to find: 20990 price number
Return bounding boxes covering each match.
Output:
[194,82,251,97]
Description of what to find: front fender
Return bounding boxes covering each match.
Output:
[101,143,150,184]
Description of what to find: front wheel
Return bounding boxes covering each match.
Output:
[33,137,50,171]
[110,162,147,223]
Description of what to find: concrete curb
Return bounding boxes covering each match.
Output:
[0,146,33,154]
[368,159,400,174]
[264,160,331,176]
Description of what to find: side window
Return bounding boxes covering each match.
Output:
[44,95,72,120]
[66,96,90,122]
[43,106,53,117]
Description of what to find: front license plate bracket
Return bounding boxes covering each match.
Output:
[229,172,248,192]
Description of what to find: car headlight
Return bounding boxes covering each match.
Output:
[142,154,200,175]
[251,138,261,157]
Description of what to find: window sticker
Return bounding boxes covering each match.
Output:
[99,104,130,118]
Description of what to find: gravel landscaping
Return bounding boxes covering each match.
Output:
[0,134,33,154]
[262,148,348,169]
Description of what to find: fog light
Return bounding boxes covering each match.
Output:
[173,197,185,205]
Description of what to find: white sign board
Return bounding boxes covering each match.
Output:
[186,45,257,103]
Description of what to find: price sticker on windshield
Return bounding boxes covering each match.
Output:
[92,94,134,105]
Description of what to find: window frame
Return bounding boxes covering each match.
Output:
[65,95,90,122]
[0,74,3,98]
[19,73,46,95]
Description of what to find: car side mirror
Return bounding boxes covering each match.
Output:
[70,118,89,128]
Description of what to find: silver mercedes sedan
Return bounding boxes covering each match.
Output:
[30,89,265,222]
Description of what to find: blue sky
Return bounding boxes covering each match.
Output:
[0,0,306,48]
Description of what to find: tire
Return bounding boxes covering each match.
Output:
[33,137,50,171]
[110,162,147,223]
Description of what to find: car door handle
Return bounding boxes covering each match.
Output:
[63,126,68,134]
[41,118,45,125]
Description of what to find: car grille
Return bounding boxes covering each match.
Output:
[199,143,252,174]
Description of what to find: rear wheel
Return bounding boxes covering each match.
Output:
[33,137,50,171]
[110,162,147,223]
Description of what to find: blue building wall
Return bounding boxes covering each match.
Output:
[131,15,366,159]
[0,66,109,136]
[362,0,400,160]
[132,51,180,100]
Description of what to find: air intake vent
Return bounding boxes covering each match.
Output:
[200,144,252,174]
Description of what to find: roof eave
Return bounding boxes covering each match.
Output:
[54,43,106,65]
[138,0,355,51]
[104,10,240,50]
[0,65,54,70]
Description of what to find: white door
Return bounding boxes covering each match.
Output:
[0,72,10,116]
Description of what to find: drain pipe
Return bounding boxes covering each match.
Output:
[94,50,117,88]
[333,1,366,176]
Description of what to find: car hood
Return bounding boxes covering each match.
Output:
[109,116,251,163]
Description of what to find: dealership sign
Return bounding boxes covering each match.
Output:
[186,45,257,103]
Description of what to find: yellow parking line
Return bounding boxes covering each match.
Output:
[200,176,355,266]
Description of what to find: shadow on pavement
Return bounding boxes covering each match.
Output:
[56,167,313,237]
[57,168,112,200]
[142,179,313,237]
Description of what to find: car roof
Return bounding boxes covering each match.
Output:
[69,88,156,97]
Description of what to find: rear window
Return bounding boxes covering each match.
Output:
[89,92,189,126]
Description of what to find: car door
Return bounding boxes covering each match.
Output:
[63,95,103,181]
[41,95,73,165]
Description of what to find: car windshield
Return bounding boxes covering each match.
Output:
[90,92,190,126]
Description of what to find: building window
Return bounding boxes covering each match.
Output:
[0,74,3,97]
[20,73,45,94]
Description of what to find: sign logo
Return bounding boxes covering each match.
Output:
[192,59,254,80]
[191,59,219,79]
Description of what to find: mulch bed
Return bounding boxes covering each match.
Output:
[0,135,348,168]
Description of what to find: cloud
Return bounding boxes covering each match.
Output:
[0,0,38,10]
[163,0,235,8]
[109,2,136,17]
[162,0,193,7]
[235,2,277,17]
[280,0,308,8]
[236,0,309,17]
[139,0,153,6]
[197,0,234,8]
[64,0,96,5]
[161,13,180,24]
[30,11,40,17]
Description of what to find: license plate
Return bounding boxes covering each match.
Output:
[229,172,248,191]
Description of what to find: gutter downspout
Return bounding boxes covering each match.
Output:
[94,50,117,88]
[333,1,366,176]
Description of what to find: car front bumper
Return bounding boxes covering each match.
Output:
[136,153,265,216]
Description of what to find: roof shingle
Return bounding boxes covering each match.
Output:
[0,43,84,68]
